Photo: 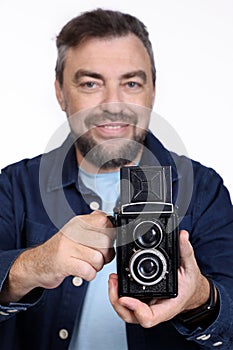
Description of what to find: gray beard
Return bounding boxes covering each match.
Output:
[75,130,146,170]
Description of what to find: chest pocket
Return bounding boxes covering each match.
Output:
[22,218,57,247]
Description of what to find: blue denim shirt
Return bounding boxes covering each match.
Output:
[0,132,233,350]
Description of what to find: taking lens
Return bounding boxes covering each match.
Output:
[138,257,159,278]
[129,249,167,286]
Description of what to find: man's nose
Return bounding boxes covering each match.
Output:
[104,82,122,102]
[101,84,124,113]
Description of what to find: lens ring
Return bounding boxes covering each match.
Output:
[133,220,163,248]
[129,249,167,286]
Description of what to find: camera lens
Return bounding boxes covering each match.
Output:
[138,258,159,278]
[129,249,167,286]
[133,220,163,248]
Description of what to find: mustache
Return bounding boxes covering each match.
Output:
[84,111,138,128]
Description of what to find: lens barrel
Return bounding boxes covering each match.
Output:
[129,249,167,286]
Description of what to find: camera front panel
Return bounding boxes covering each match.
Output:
[116,212,179,300]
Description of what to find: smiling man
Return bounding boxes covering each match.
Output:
[55,34,154,171]
[0,8,233,350]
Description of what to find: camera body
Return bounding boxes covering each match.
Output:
[115,165,179,300]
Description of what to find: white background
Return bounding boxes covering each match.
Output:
[0,0,232,198]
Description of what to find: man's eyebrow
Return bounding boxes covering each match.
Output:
[121,70,147,83]
[73,69,104,83]
[73,69,148,84]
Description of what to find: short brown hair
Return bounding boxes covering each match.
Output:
[55,8,156,86]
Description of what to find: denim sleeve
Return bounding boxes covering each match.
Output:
[173,167,233,349]
[0,169,44,322]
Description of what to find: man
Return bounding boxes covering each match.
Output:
[0,8,232,350]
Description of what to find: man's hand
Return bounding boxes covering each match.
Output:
[1,211,115,304]
[108,230,212,328]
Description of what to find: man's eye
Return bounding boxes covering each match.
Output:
[127,81,141,88]
[82,81,97,88]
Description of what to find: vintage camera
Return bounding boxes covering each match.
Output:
[115,165,179,300]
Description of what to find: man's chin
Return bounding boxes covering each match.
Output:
[81,144,142,170]
[84,147,141,169]
[99,158,134,170]
[75,130,146,170]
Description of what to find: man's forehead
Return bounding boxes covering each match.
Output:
[64,36,152,78]
[65,34,149,60]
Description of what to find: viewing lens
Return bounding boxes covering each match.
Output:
[134,221,163,248]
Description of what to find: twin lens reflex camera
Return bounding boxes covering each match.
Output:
[114,165,179,301]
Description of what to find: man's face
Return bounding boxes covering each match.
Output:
[55,34,155,170]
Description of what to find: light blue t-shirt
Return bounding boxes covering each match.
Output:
[69,168,128,350]
[78,167,120,215]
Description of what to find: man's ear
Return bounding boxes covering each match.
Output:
[54,79,66,111]
[151,85,156,108]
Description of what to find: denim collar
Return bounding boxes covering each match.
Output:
[45,134,78,192]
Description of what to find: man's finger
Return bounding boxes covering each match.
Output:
[179,230,196,270]
[108,273,138,324]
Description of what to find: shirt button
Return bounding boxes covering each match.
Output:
[72,276,83,287]
[7,309,18,313]
[196,334,211,340]
[90,201,100,210]
[0,311,9,316]
[59,329,69,340]
[201,334,211,340]
[213,342,223,347]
